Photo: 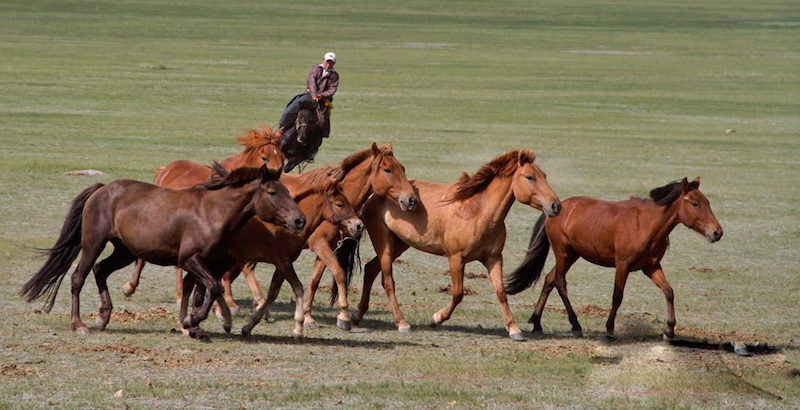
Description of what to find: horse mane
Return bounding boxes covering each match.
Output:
[235,126,280,151]
[447,149,534,202]
[328,143,392,182]
[293,167,339,200]
[649,178,697,206]
[203,162,278,190]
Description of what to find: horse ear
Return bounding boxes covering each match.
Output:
[518,149,535,165]
[371,142,380,155]
[690,177,700,189]
[385,141,393,151]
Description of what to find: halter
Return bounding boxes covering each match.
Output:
[324,191,358,225]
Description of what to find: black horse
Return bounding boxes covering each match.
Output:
[279,95,326,173]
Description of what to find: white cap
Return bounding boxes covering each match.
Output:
[324,52,336,62]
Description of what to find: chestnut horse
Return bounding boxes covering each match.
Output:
[504,177,723,339]
[353,149,562,341]
[222,142,418,331]
[20,164,305,342]
[185,168,363,338]
[121,126,285,301]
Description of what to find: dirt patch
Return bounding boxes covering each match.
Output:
[75,343,159,356]
[437,284,477,295]
[0,363,38,377]
[439,270,488,279]
[89,307,173,323]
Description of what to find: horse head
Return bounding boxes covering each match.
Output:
[367,142,418,211]
[294,107,318,145]
[254,165,306,234]
[511,150,561,217]
[677,177,723,243]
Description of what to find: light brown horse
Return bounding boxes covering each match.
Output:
[222,142,418,331]
[504,177,723,340]
[121,126,285,300]
[185,168,363,338]
[353,149,562,341]
[20,164,305,342]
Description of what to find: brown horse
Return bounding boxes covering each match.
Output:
[219,170,364,338]
[20,164,305,342]
[504,177,723,340]
[223,142,418,331]
[121,126,285,300]
[353,149,562,341]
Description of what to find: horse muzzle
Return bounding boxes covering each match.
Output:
[706,227,723,243]
[398,195,418,212]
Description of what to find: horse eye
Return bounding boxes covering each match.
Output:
[692,201,699,208]
[384,168,392,173]
[526,175,536,181]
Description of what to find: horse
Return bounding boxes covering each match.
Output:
[352,149,562,341]
[279,104,324,173]
[222,142,418,331]
[20,164,306,342]
[503,177,723,340]
[121,126,285,301]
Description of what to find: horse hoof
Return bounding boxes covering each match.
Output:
[337,318,352,331]
[292,332,304,340]
[572,330,584,338]
[732,341,751,357]
[75,327,91,335]
[122,283,135,297]
[197,334,212,344]
[431,312,444,327]
[304,320,318,330]
[662,333,675,342]
[398,324,412,334]
[223,324,232,334]
[605,333,617,341]
[510,331,526,342]
[241,327,251,337]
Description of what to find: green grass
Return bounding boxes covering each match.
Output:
[1,0,799,408]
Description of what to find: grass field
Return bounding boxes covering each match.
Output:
[1,0,799,408]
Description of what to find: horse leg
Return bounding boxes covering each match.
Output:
[530,266,558,334]
[308,239,353,331]
[92,242,136,330]
[353,256,381,326]
[378,241,411,333]
[485,256,525,341]
[280,263,306,338]
[178,274,195,336]
[606,263,632,339]
[242,265,288,337]
[242,262,265,310]
[69,241,107,334]
[431,256,465,327]
[179,255,220,342]
[174,267,184,308]
[122,258,145,297]
[219,262,243,317]
[303,257,327,328]
[643,264,676,339]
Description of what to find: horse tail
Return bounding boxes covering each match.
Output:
[20,183,104,311]
[504,213,550,295]
[329,237,361,305]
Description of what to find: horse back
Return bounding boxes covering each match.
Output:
[153,160,213,189]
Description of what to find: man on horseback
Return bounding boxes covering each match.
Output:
[279,52,339,139]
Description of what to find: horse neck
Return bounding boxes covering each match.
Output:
[293,193,329,241]
[339,159,375,210]
[202,182,259,238]
[638,199,683,243]
[462,174,516,225]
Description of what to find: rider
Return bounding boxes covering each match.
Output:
[278,52,339,139]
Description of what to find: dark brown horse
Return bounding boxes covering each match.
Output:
[20,164,305,342]
[280,105,324,172]
[353,150,562,341]
[121,126,285,300]
[504,177,723,340]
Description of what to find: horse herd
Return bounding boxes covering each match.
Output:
[21,126,723,343]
